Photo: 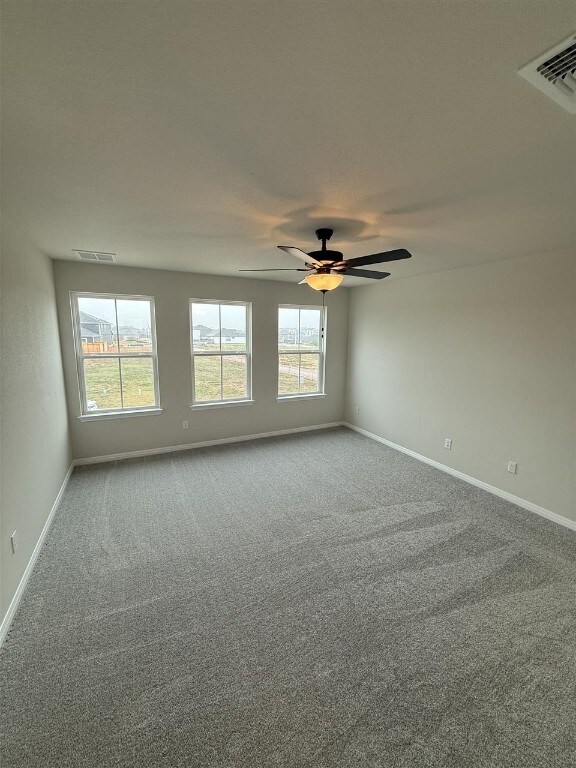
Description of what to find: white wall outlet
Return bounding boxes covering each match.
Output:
[182,420,189,430]
[507,461,517,474]
[444,438,452,450]
[355,406,360,415]
[10,531,17,554]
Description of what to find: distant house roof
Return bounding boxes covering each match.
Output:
[79,310,113,342]
[193,325,243,336]
[79,310,111,325]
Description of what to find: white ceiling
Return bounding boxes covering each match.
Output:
[2,1,575,286]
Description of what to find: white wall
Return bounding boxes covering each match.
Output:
[345,249,576,524]
[53,261,349,460]
[0,222,71,621]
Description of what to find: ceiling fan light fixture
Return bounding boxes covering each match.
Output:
[304,272,344,292]
[241,227,411,285]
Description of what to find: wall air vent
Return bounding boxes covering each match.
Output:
[73,250,118,263]
[519,33,576,114]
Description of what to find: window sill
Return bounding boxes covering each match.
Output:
[190,399,255,411]
[78,408,163,422]
[276,394,327,402]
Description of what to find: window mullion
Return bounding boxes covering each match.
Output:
[220,354,224,401]
[114,300,125,409]
[218,304,222,353]
[117,358,124,410]
[113,299,120,354]
[298,308,302,392]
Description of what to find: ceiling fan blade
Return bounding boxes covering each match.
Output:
[339,248,412,268]
[239,268,310,272]
[278,246,323,267]
[344,268,390,279]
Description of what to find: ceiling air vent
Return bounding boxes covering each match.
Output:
[519,33,576,114]
[73,250,118,263]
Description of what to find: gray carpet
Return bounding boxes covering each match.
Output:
[1,427,575,767]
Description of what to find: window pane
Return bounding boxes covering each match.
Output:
[300,353,320,393]
[221,304,247,351]
[278,353,300,395]
[300,309,321,350]
[222,355,247,400]
[77,297,118,353]
[117,299,153,353]
[194,356,222,402]
[278,307,299,350]
[192,303,220,351]
[83,359,122,410]
[120,358,156,408]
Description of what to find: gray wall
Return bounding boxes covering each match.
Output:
[1,222,71,619]
[53,262,349,460]
[345,249,576,524]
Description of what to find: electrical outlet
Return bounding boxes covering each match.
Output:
[182,420,189,430]
[355,406,360,415]
[507,461,517,474]
[10,531,17,554]
[444,438,452,450]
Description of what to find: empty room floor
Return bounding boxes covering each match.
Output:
[1,427,575,767]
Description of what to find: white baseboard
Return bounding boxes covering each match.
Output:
[344,423,576,533]
[0,462,75,647]
[73,422,345,466]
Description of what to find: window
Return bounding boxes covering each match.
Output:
[71,293,159,415]
[190,300,251,406]
[278,305,325,397]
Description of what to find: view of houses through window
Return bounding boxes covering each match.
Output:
[278,306,324,396]
[190,301,251,403]
[72,294,158,413]
[72,295,326,415]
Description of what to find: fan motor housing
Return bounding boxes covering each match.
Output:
[308,249,343,263]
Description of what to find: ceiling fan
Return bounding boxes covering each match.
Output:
[240,228,412,291]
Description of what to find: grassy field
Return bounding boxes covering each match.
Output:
[278,343,319,352]
[278,353,320,395]
[84,358,156,410]
[193,356,247,402]
[192,341,247,352]
[84,349,321,410]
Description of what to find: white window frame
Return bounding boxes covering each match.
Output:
[71,291,161,418]
[190,299,252,408]
[277,304,326,399]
